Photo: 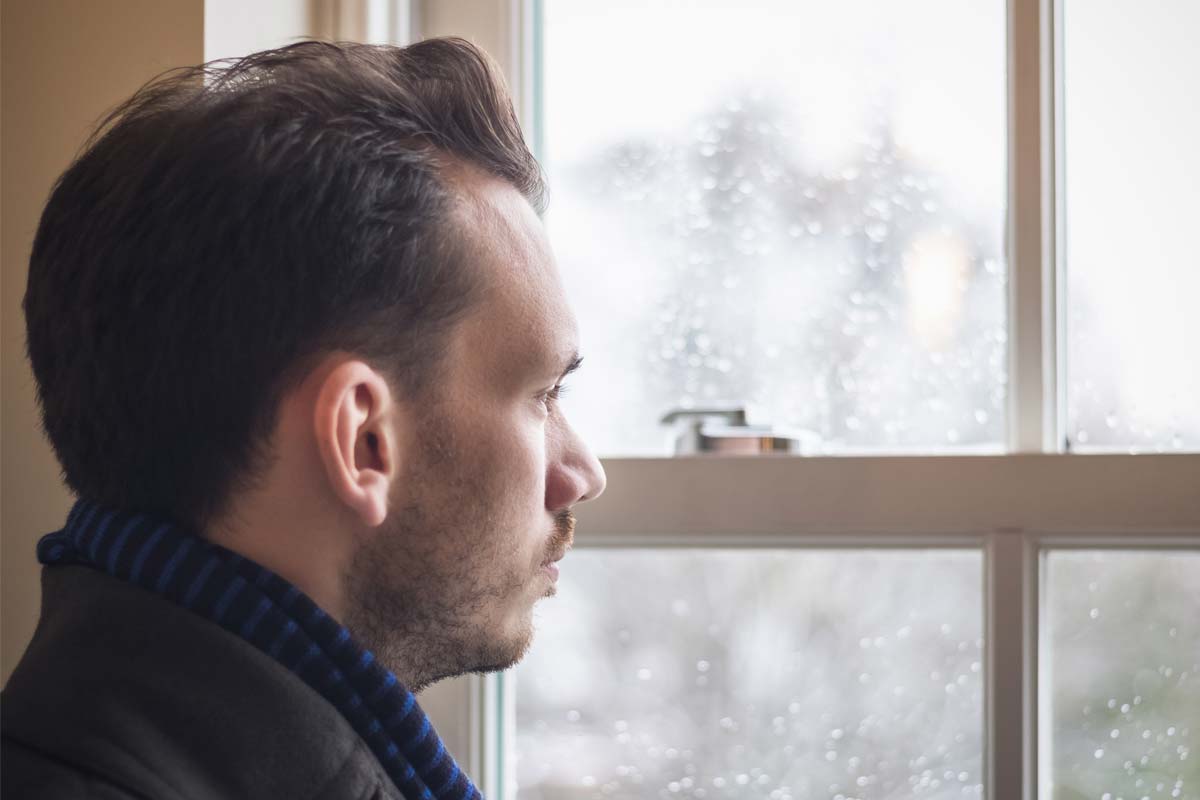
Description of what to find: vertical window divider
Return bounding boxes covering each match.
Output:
[1004,0,1058,795]
[987,530,1041,800]
[1007,0,1061,456]
[1050,0,1068,455]
[392,0,420,46]
[468,671,508,798]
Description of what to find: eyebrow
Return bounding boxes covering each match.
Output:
[559,353,583,381]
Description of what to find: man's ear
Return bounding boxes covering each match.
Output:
[312,360,398,527]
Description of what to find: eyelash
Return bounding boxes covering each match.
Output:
[542,383,569,406]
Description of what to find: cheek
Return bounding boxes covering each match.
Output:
[466,407,549,525]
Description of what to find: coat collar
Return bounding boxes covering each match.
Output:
[32,500,478,799]
[3,564,402,799]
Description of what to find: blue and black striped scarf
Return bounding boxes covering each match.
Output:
[37,499,482,800]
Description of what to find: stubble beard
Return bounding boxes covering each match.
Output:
[340,428,575,693]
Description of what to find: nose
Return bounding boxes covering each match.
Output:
[575,442,606,503]
[545,417,606,512]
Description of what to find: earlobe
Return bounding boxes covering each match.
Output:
[313,361,396,527]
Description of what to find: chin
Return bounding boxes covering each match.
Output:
[471,624,535,674]
[412,620,535,690]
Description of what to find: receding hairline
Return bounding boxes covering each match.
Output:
[434,152,548,284]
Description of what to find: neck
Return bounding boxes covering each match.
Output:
[206,494,352,623]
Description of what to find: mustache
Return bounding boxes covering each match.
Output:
[545,509,576,561]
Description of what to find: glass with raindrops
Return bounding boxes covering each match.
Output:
[1062,0,1200,453]
[515,550,985,799]
[1044,551,1199,800]
[542,0,1007,455]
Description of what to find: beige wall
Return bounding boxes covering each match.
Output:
[1,0,205,684]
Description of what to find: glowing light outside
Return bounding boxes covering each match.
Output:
[904,232,970,350]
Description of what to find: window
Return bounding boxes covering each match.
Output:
[1043,550,1199,798]
[1061,1,1200,453]
[517,549,985,797]
[544,0,1008,456]
[411,2,1200,799]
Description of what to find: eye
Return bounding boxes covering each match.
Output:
[540,383,569,408]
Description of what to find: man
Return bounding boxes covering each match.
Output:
[2,38,605,799]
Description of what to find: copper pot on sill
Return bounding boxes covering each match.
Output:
[660,408,822,455]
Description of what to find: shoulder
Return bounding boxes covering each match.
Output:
[2,732,397,800]
[308,735,405,800]
[1,734,157,800]
[3,565,390,800]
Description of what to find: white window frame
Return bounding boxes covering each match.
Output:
[397,2,1200,798]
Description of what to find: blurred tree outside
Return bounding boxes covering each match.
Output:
[518,82,1199,800]
[561,90,1005,453]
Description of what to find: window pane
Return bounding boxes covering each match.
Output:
[542,0,1007,456]
[515,549,984,798]
[1043,550,1200,798]
[1064,1,1200,452]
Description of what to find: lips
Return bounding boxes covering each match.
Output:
[540,550,565,581]
[540,510,575,578]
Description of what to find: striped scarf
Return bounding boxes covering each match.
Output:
[36,499,482,800]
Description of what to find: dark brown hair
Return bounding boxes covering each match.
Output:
[24,38,545,529]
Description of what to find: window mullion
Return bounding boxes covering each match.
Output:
[986,530,1040,800]
[1007,0,1060,455]
[1004,0,1059,793]
[466,672,507,798]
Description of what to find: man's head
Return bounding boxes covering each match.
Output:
[24,39,605,690]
